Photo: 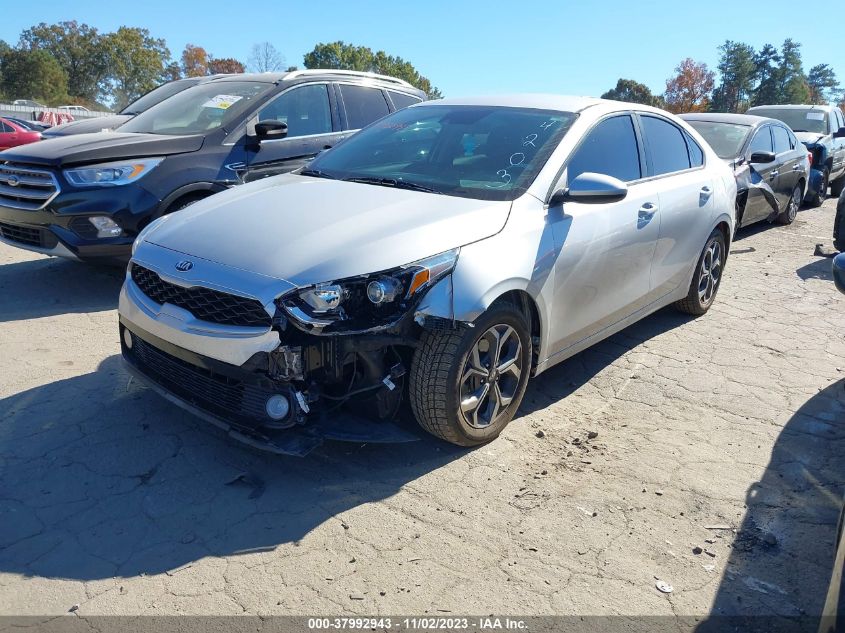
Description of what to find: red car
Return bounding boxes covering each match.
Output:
[0,117,42,150]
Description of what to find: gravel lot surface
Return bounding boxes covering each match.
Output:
[1,198,844,624]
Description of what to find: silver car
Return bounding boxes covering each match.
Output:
[118,95,736,454]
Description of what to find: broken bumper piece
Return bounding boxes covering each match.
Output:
[119,319,420,457]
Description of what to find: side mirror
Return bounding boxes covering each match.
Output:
[834,252,845,295]
[550,172,628,205]
[749,151,776,164]
[254,119,288,141]
[834,126,845,139]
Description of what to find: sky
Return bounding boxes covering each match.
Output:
[1,0,841,98]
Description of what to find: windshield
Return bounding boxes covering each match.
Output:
[686,121,751,159]
[750,108,829,135]
[120,78,203,115]
[305,105,576,201]
[119,81,274,136]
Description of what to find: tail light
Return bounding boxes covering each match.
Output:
[807,151,813,167]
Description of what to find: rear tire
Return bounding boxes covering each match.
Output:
[834,195,845,252]
[776,184,802,225]
[831,175,845,198]
[410,305,532,446]
[675,228,726,316]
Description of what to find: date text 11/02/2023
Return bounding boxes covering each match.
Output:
[307,617,528,630]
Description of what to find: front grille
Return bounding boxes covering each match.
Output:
[0,221,58,248]
[0,164,59,210]
[128,334,274,426]
[131,264,271,328]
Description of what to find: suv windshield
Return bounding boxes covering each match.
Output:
[120,78,203,116]
[119,81,273,136]
[305,105,576,201]
[686,121,751,159]
[750,108,829,135]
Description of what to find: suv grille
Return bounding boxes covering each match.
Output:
[0,221,58,249]
[128,334,275,426]
[0,164,60,210]
[130,264,271,328]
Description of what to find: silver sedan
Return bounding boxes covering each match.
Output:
[119,95,736,453]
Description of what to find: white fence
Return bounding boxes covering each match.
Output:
[0,103,114,123]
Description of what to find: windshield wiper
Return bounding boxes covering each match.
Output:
[299,168,337,180]
[343,176,439,193]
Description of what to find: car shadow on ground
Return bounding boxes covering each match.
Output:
[696,379,845,633]
[0,257,124,323]
[797,258,835,282]
[0,354,466,581]
[518,306,692,416]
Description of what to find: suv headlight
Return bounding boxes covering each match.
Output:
[280,248,459,333]
[64,157,163,187]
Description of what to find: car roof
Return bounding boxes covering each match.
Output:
[680,112,773,126]
[748,104,835,112]
[419,94,605,112]
[210,70,423,93]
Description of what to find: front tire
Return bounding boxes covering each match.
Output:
[410,306,532,446]
[675,228,726,316]
[808,168,829,207]
[831,175,845,198]
[776,184,802,225]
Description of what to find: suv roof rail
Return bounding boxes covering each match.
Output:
[285,68,414,89]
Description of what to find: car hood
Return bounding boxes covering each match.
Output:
[0,132,203,167]
[42,115,133,137]
[795,131,827,145]
[145,174,512,286]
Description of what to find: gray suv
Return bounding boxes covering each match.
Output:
[747,104,845,205]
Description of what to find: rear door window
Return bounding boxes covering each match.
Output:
[567,115,642,183]
[772,126,791,154]
[387,90,423,111]
[339,84,390,130]
[641,116,691,176]
[257,84,333,137]
[748,127,773,154]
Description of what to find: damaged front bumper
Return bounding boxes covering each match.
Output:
[120,319,421,456]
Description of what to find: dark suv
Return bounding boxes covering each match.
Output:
[0,70,425,262]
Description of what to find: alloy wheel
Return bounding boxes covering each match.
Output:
[459,324,523,429]
[786,187,801,222]
[697,239,722,306]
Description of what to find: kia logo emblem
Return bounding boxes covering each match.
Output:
[5,175,19,187]
[174,260,193,272]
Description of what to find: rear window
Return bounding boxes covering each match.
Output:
[772,125,792,154]
[641,116,691,175]
[388,90,423,111]
[339,84,390,129]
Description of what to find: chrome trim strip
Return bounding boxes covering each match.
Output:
[0,164,61,210]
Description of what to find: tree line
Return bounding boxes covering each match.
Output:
[603,38,841,114]
[0,21,442,111]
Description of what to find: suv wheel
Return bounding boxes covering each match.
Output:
[777,184,802,225]
[675,228,725,316]
[410,306,531,446]
[835,196,845,252]
[808,168,829,207]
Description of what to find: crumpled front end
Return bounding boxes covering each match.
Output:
[118,241,456,455]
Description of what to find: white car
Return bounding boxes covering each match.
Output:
[118,95,736,455]
[57,105,90,112]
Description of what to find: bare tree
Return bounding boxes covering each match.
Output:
[248,42,285,73]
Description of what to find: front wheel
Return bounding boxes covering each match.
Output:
[831,175,845,198]
[808,168,829,207]
[409,305,532,446]
[675,228,726,316]
[776,184,802,225]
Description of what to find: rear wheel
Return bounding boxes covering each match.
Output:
[410,306,532,446]
[675,228,725,316]
[776,184,802,225]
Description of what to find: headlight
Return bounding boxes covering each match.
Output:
[64,157,163,187]
[281,248,459,333]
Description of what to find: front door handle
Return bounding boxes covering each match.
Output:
[638,203,657,224]
[792,165,802,171]
[769,171,779,180]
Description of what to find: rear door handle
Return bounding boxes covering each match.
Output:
[769,171,779,180]
[792,165,802,171]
